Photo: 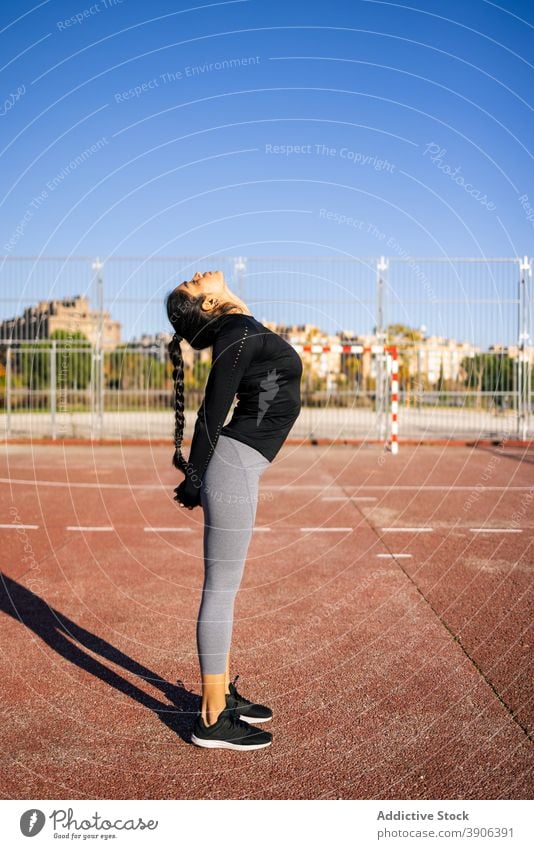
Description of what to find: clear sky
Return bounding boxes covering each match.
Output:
[0,0,532,346]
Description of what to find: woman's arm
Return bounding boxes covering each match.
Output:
[175,317,262,508]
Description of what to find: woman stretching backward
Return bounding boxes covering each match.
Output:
[166,270,302,751]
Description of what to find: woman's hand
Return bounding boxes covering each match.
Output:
[174,479,201,510]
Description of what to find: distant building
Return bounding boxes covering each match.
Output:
[263,321,482,386]
[131,331,173,349]
[0,295,121,350]
[489,344,534,365]
[399,336,480,383]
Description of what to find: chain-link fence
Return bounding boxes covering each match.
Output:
[0,256,532,442]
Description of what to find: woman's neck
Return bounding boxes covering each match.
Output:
[226,292,252,315]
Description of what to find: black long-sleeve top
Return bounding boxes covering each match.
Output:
[179,313,302,505]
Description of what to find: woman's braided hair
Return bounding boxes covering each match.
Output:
[167,332,188,472]
[166,284,237,472]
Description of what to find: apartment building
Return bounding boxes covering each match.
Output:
[0,296,121,350]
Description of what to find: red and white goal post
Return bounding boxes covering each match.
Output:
[291,343,400,455]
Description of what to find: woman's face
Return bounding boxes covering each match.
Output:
[177,270,227,311]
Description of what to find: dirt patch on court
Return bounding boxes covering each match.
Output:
[360,506,399,526]
[464,555,533,574]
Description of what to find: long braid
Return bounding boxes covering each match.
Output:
[168,333,188,472]
[166,283,237,476]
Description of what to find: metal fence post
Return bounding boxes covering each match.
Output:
[6,343,12,438]
[50,340,57,440]
[529,257,533,438]
[518,256,532,441]
[376,256,389,439]
[91,258,104,440]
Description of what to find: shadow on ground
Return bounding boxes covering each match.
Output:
[0,572,199,745]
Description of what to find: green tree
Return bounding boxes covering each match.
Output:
[386,323,424,344]
[18,331,91,390]
[460,352,519,411]
[436,361,445,391]
[52,330,92,390]
[105,347,167,391]
[342,353,362,389]
[190,359,211,390]
[19,341,51,390]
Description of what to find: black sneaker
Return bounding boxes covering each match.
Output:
[191,706,272,751]
[225,674,273,724]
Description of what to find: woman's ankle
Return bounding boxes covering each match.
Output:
[202,704,226,726]
[200,671,228,725]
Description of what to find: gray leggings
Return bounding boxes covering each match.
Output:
[197,434,271,675]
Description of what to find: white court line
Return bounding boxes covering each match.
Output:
[300,527,353,532]
[376,553,412,558]
[66,526,114,532]
[253,527,271,531]
[322,496,377,501]
[381,527,433,532]
[0,523,39,529]
[2,477,533,492]
[469,528,522,533]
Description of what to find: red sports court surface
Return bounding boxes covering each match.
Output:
[0,440,532,800]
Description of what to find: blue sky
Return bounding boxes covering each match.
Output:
[0,0,532,345]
